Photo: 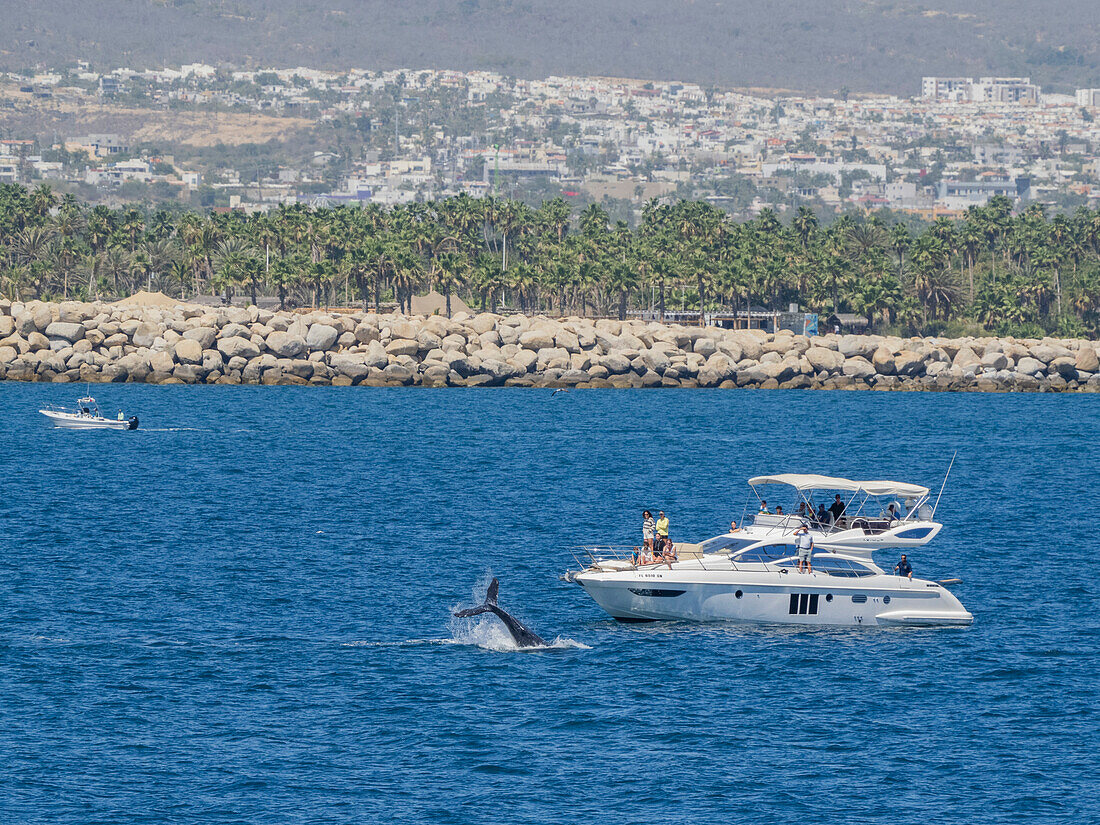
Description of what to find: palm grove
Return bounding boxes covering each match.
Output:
[3,183,1100,338]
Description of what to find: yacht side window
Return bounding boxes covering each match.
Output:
[735,544,797,563]
[811,556,875,577]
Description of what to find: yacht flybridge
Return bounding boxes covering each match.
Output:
[567,473,972,628]
[739,473,943,549]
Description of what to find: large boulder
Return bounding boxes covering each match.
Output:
[953,346,981,371]
[0,316,13,337]
[363,341,390,369]
[554,330,580,352]
[693,337,717,357]
[838,335,876,359]
[479,358,515,384]
[601,353,632,375]
[1049,357,1079,380]
[31,305,53,332]
[149,349,176,374]
[15,312,38,337]
[330,353,370,381]
[217,336,261,361]
[871,347,896,375]
[381,363,415,384]
[182,326,217,350]
[1075,346,1099,373]
[519,329,556,350]
[641,347,671,373]
[174,338,203,365]
[305,323,339,352]
[842,357,876,379]
[1029,343,1069,364]
[266,331,306,358]
[385,338,420,357]
[354,320,380,344]
[508,349,538,372]
[1015,356,1045,376]
[417,330,443,352]
[894,350,926,377]
[132,323,160,348]
[981,350,1009,371]
[44,321,85,343]
[805,346,845,372]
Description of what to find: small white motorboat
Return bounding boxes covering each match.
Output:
[40,396,139,430]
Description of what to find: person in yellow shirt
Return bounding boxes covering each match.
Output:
[655,511,670,552]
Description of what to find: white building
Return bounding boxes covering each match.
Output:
[1076,89,1100,108]
[970,77,1039,105]
[922,77,973,102]
[922,76,1039,105]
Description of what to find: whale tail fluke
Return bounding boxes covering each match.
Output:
[453,577,500,618]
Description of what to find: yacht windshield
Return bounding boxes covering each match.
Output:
[699,535,758,555]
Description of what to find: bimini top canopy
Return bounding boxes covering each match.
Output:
[748,474,930,499]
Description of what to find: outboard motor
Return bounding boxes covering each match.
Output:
[127,416,139,430]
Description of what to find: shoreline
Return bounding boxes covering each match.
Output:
[2,297,1099,392]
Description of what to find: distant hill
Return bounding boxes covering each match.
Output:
[4,0,1100,94]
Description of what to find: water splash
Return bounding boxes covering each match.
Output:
[448,613,590,652]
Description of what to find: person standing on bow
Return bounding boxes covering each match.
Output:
[642,510,656,555]
[655,511,670,553]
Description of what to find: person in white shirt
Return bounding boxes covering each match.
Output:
[642,510,656,555]
[795,525,814,574]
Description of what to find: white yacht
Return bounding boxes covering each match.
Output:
[567,474,972,628]
[40,396,139,430]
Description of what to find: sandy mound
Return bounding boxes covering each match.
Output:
[112,291,190,308]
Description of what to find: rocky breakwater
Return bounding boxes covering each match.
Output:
[1,297,1099,392]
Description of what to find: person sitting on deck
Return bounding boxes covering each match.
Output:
[894,555,913,580]
[816,504,828,525]
[759,501,770,515]
[654,541,677,568]
[729,520,740,533]
[882,503,900,523]
[775,505,784,516]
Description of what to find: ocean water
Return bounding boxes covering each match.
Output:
[1,384,1097,824]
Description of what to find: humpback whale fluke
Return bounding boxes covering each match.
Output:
[454,578,548,648]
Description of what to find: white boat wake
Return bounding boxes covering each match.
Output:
[342,618,590,653]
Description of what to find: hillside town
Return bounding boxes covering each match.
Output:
[4,63,1100,221]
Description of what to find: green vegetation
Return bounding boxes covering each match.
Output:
[2,184,1100,337]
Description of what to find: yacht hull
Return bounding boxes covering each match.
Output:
[575,571,972,628]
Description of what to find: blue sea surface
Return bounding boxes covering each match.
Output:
[1,384,1097,824]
